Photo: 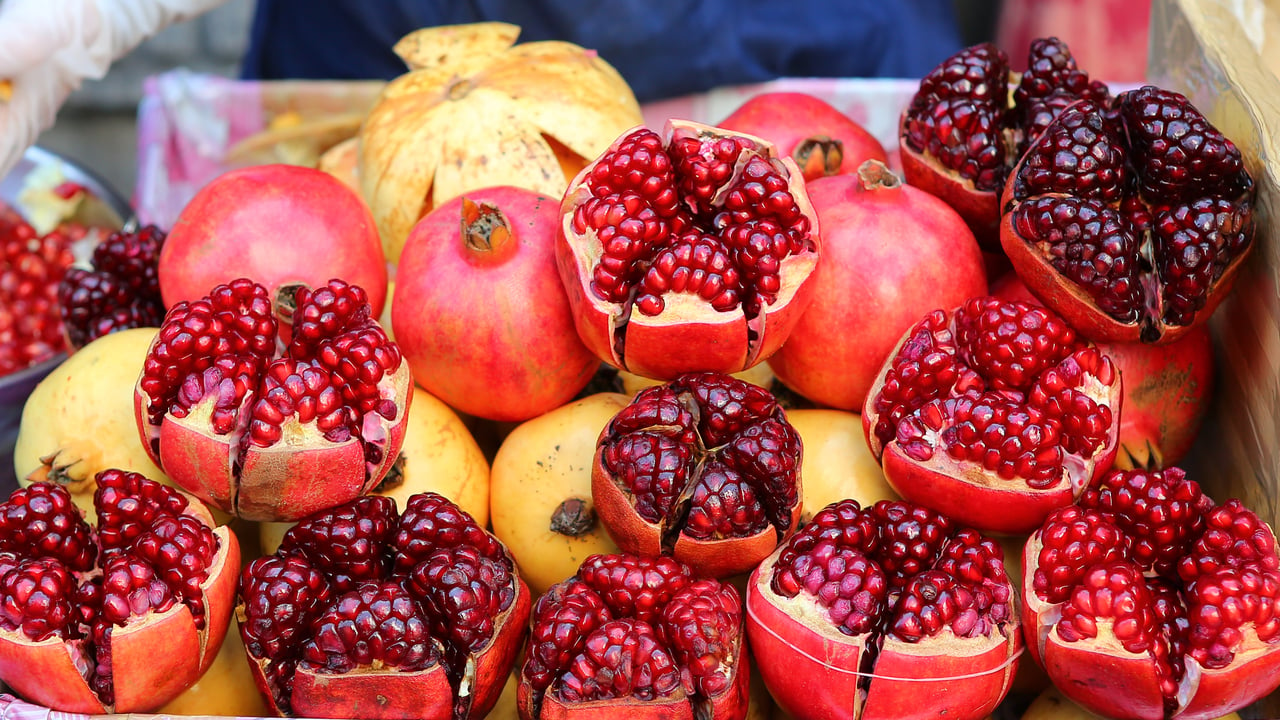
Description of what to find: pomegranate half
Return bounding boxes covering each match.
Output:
[556,119,820,380]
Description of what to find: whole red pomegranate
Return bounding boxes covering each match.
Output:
[392,188,597,422]
[159,164,388,321]
[768,160,987,411]
[0,471,240,712]
[717,92,888,182]
[747,498,1021,720]
[517,553,748,720]
[238,492,530,720]
[592,372,802,578]
[556,119,820,380]
[1022,468,1280,719]
[862,296,1121,535]
[900,37,1108,248]
[58,225,168,351]
[134,278,411,521]
[1001,87,1254,344]
[991,273,1214,469]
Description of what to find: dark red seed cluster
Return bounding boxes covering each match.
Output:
[58,225,168,350]
[238,492,518,715]
[0,206,80,375]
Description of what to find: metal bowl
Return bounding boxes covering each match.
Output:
[0,146,135,496]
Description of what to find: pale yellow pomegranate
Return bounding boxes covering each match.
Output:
[783,408,899,523]
[157,626,270,717]
[490,392,628,596]
[14,327,170,520]
[259,385,489,551]
[357,22,644,263]
[618,362,777,397]
[1022,686,1241,720]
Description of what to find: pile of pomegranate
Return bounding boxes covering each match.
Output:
[3,23,1277,720]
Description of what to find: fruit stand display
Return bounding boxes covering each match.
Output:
[1,0,1279,718]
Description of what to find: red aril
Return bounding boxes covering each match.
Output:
[1022,468,1280,719]
[0,206,79,375]
[159,164,388,324]
[392,188,598,422]
[862,297,1121,535]
[767,160,987,411]
[58,225,167,351]
[556,119,820,380]
[747,498,1020,720]
[134,278,411,521]
[717,92,888,182]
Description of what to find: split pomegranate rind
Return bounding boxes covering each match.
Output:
[900,37,1109,248]
[237,491,531,720]
[862,296,1121,535]
[516,553,749,720]
[1022,468,1280,720]
[0,471,240,713]
[133,277,413,522]
[746,499,1021,720]
[556,119,821,380]
[1000,87,1255,344]
[592,372,802,578]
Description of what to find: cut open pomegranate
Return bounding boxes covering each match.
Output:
[900,37,1109,248]
[1000,87,1255,344]
[863,296,1121,535]
[1022,468,1280,719]
[0,472,240,713]
[58,225,168,351]
[556,119,820,380]
[591,372,802,578]
[237,492,530,720]
[134,278,412,521]
[746,498,1021,720]
[517,553,748,720]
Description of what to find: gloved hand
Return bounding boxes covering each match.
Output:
[0,0,227,179]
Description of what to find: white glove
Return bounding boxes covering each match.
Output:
[0,0,228,179]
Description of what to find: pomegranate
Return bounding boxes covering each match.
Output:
[0,205,78,376]
[237,491,530,719]
[159,164,388,321]
[1021,686,1243,720]
[900,37,1108,248]
[746,498,1021,720]
[767,160,987,411]
[862,296,1122,535]
[58,225,167,351]
[0,471,240,712]
[15,328,170,521]
[158,623,271,717]
[717,92,888,182]
[556,119,821,380]
[991,272,1214,469]
[134,278,411,522]
[783,408,898,524]
[516,552,749,720]
[592,372,802,578]
[1000,87,1255,344]
[393,188,598,422]
[490,392,628,597]
[1022,468,1280,719]
[259,384,491,554]
[357,22,644,264]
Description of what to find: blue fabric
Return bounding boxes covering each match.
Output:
[240,0,963,102]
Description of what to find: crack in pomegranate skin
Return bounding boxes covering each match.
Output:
[597,373,802,566]
[1003,87,1255,343]
[523,553,743,713]
[0,472,227,710]
[1026,468,1280,717]
[238,492,525,717]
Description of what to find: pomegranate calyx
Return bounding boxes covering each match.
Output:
[793,135,843,178]
[550,498,597,537]
[856,160,902,192]
[460,197,515,257]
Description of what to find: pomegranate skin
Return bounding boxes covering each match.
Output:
[392,187,598,422]
[160,164,388,317]
[898,126,1003,249]
[768,161,987,411]
[717,92,889,181]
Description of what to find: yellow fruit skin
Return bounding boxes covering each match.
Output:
[14,328,170,521]
[157,627,271,717]
[259,385,490,553]
[783,408,899,522]
[490,392,628,597]
[1022,686,1240,720]
[618,363,777,396]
